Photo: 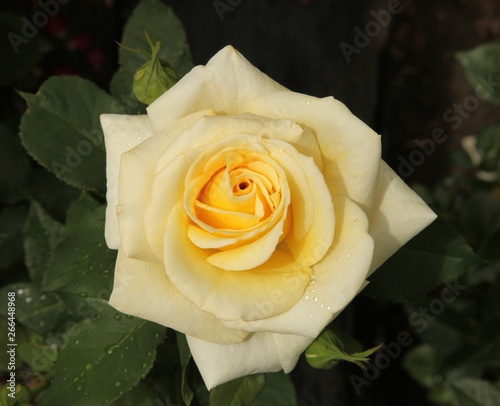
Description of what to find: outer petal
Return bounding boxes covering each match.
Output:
[250,91,382,210]
[108,250,248,344]
[116,110,215,262]
[222,195,373,338]
[146,46,287,133]
[164,203,312,322]
[187,331,313,389]
[367,161,437,274]
[101,114,152,249]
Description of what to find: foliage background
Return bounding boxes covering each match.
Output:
[0,0,500,405]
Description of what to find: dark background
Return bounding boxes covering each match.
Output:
[2,0,500,405]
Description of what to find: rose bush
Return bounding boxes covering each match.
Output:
[101,45,436,389]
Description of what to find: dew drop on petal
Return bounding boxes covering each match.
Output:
[346,253,351,259]
[304,295,310,301]
[313,297,319,303]
[327,306,331,311]
[122,125,127,129]
[320,303,324,308]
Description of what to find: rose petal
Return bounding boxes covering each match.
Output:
[146,46,287,133]
[164,203,312,321]
[250,91,382,210]
[368,161,437,274]
[116,110,215,261]
[266,140,335,265]
[221,195,373,339]
[101,114,153,249]
[187,331,314,389]
[108,250,248,344]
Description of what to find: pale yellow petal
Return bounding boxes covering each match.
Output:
[100,114,152,249]
[266,141,335,265]
[164,203,312,321]
[250,91,382,210]
[222,195,373,339]
[187,333,282,389]
[108,249,248,344]
[368,161,437,275]
[146,46,287,133]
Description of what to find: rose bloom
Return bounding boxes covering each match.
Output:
[101,46,435,388]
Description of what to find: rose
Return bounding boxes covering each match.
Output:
[101,46,436,389]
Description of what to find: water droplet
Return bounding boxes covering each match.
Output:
[40,294,47,300]
[335,258,340,263]
[127,143,132,147]
[320,303,324,309]
[122,125,127,129]
[123,368,128,373]
[73,377,79,382]
[352,220,358,226]
[17,289,24,295]
[114,314,122,321]
[313,297,319,303]
[116,205,123,215]
[74,340,80,345]
[143,121,149,126]
[139,199,143,203]
[146,267,150,271]
[77,385,83,391]
[309,313,313,317]
[85,364,93,371]
[39,320,46,327]
[346,253,351,259]
[306,100,310,105]
[310,280,316,285]
[134,132,138,136]
[126,115,131,120]
[142,363,147,368]
[304,295,310,301]
[80,292,88,298]
[25,297,32,303]
[154,333,160,339]
[147,352,151,356]
[166,133,171,137]
[327,306,331,311]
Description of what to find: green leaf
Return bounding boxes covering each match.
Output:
[456,43,500,106]
[402,344,442,388]
[110,0,192,106]
[114,384,164,406]
[176,332,194,406]
[19,76,125,195]
[476,126,500,174]
[252,372,297,406]
[0,205,27,270]
[18,342,57,372]
[38,299,166,406]
[365,218,484,303]
[450,378,500,406]
[0,283,68,336]
[28,166,80,223]
[0,122,31,204]
[23,202,65,285]
[0,12,52,87]
[43,194,115,301]
[210,374,266,406]
[305,328,380,370]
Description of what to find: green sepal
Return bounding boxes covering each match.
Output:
[305,328,381,370]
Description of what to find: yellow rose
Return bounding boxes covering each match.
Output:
[101,46,436,389]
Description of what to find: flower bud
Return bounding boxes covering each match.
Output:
[305,329,381,370]
[133,39,179,105]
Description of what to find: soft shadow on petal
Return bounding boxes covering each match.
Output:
[101,114,152,249]
[222,195,373,339]
[250,91,382,211]
[368,161,437,275]
[116,110,215,262]
[164,203,312,321]
[187,333,294,390]
[147,45,287,133]
[108,250,248,344]
[266,141,335,265]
